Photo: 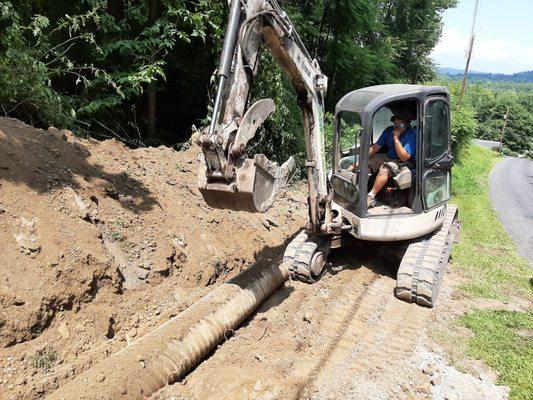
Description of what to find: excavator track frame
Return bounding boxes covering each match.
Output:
[395,204,459,307]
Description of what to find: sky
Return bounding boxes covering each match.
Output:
[430,0,533,74]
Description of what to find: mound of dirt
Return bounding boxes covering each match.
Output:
[0,117,306,399]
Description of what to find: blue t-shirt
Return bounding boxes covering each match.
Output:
[376,126,416,160]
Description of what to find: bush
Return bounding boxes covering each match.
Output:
[440,83,478,153]
[450,100,478,153]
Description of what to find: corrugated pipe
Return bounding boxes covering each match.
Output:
[46,261,289,400]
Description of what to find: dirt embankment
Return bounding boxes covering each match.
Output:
[0,117,306,399]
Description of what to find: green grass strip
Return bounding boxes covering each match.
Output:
[451,147,531,300]
[461,310,533,400]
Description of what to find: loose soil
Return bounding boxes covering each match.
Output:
[0,117,511,399]
[0,117,305,399]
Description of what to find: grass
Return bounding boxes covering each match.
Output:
[445,146,533,399]
[461,310,533,400]
[451,146,531,300]
[31,347,58,370]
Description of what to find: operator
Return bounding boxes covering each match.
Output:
[348,114,416,208]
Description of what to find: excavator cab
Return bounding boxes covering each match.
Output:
[331,84,454,241]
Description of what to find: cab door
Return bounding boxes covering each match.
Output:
[422,96,453,210]
[331,111,362,214]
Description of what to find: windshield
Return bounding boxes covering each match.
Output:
[336,111,362,171]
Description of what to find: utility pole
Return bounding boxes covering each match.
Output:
[459,0,480,105]
[499,106,510,153]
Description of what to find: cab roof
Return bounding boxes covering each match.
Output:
[335,84,449,115]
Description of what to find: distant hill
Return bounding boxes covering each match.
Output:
[438,67,533,83]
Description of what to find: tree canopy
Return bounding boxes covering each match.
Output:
[0,0,457,148]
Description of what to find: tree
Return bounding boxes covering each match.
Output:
[380,0,457,83]
[0,0,458,151]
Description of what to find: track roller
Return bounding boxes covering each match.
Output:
[284,231,330,283]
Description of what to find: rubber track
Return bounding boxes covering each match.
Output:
[395,204,459,307]
[284,231,321,284]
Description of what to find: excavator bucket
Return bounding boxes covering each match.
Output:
[198,154,295,213]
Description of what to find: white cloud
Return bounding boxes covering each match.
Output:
[431,26,533,74]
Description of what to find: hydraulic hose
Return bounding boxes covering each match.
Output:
[208,0,242,135]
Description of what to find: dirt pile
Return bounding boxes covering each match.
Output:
[0,117,306,399]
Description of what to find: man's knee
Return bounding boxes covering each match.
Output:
[378,165,391,177]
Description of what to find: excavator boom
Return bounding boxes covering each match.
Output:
[197,0,329,230]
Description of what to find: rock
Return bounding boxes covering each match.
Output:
[137,268,150,280]
[57,322,70,339]
[91,178,118,199]
[14,376,26,386]
[415,385,430,395]
[96,373,105,383]
[72,192,90,219]
[74,323,86,333]
[265,218,278,227]
[47,127,67,141]
[430,374,442,386]
[14,217,41,254]
[152,241,174,275]
[260,218,271,230]
[444,393,458,400]
[264,391,275,400]
[175,235,187,248]
[422,364,435,375]
[254,380,263,391]
[59,369,69,379]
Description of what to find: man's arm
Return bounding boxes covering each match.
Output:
[347,143,381,172]
[393,129,411,162]
[369,143,381,158]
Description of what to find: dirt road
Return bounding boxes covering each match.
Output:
[150,249,508,400]
[489,157,533,266]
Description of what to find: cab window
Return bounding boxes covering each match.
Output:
[337,111,362,171]
[424,99,450,162]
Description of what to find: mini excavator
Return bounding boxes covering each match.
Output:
[196,0,458,307]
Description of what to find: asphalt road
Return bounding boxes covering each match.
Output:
[489,157,533,266]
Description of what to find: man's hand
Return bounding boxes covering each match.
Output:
[393,130,411,162]
[393,128,401,142]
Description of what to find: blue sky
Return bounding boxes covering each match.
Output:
[431,0,533,74]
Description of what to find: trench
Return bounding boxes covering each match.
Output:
[46,259,290,400]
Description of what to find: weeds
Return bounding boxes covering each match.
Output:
[110,230,126,243]
[31,347,58,370]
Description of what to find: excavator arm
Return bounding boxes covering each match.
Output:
[197,0,329,232]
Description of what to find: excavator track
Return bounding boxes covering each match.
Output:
[283,231,329,284]
[395,204,459,307]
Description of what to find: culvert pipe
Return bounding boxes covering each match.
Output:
[46,260,289,400]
